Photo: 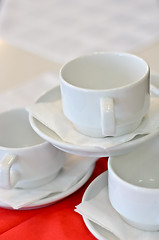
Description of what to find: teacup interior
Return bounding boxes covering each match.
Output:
[0,109,44,148]
[61,53,149,90]
[109,135,159,188]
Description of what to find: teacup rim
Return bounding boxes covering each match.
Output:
[108,157,159,192]
[60,51,150,92]
[0,107,47,150]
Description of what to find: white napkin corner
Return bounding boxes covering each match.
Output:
[75,172,159,240]
[0,154,97,209]
[27,97,159,151]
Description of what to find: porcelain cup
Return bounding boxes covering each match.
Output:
[0,108,66,189]
[108,130,159,231]
[60,52,150,137]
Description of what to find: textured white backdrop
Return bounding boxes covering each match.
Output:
[0,0,159,112]
[0,0,159,64]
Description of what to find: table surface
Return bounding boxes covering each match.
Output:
[0,39,61,93]
[0,39,159,93]
[0,39,159,240]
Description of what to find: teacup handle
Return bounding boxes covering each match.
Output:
[100,98,115,136]
[0,154,17,189]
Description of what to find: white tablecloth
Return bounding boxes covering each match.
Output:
[0,0,159,64]
[0,72,59,113]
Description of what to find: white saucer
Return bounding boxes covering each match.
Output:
[82,171,159,240]
[82,171,119,240]
[29,86,111,157]
[29,73,159,157]
[0,164,95,210]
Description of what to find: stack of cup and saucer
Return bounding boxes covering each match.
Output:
[0,106,98,210]
[30,51,159,239]
[1,51,159,239]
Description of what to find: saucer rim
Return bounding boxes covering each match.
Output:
[29,86,109,157]
[82,171,119,240]
[0,163,95,210]
[29,84,158,157]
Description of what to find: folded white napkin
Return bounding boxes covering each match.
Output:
[75,172,159,240]
[0,154,97,209]
[27,97,159,151]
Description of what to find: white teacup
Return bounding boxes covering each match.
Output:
[108,130,159,231]
[0,108,66,189]
[60,52,150,137]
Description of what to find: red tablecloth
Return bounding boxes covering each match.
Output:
[0,157,108,240]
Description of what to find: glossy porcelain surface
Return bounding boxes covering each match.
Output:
[82,171,119,240]
[60,52,150,137]
[108,130,159,231]
[29,84,158,157]
[0,162,95,210]
[0,108,66,189]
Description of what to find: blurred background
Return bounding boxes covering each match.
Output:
[0,0,159,63]
[0,0,159,109]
